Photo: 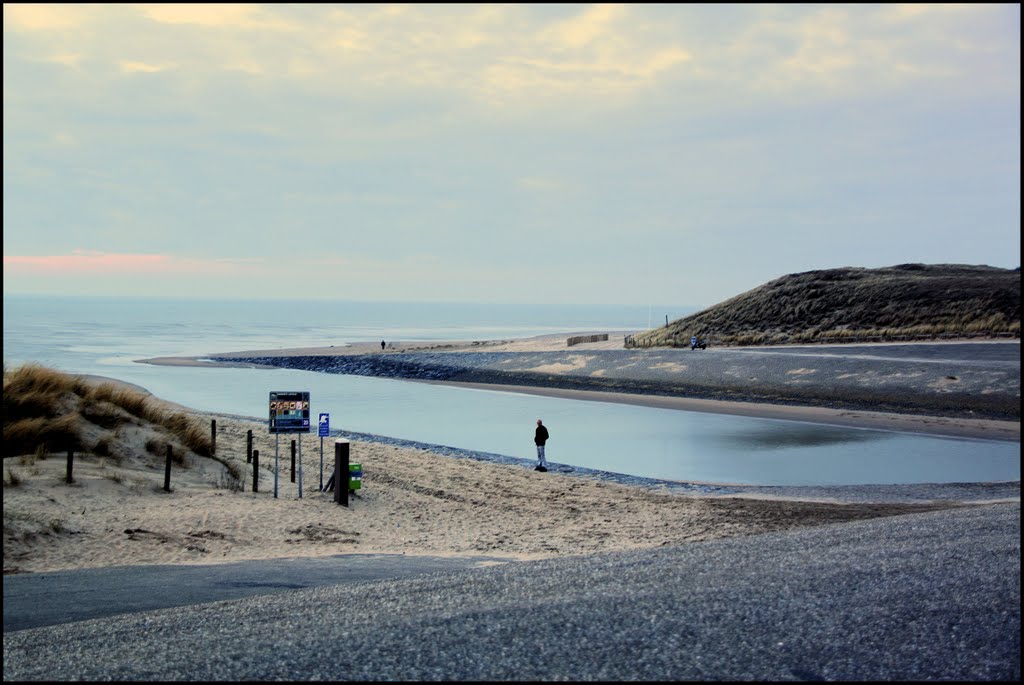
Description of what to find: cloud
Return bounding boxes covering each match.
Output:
[4,4,695,114]
[2,4,93,30]
[136,3,293,31]
[2,251,252,275]
[541,3,628,49]
[119,60,171,73]
[44,53,85,68]
[518,176,574,193]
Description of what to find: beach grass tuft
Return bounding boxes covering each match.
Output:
[3,364,216,468]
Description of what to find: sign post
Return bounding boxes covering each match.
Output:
[318,413,330,492]
[268,391,311,499]
[334,439,350,507]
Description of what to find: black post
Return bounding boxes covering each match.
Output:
[334,439,350,507]
[252,450,259,493]
[291,439,296,483]
[164,444,172,492]
[211,419,217,456]
[246,430,253,464]
[66,449,73,484]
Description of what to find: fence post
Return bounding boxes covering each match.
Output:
[334,439,350,507]
[252,449,259,493]
[66,449,74,484]
[291,439,296,483]
[164,444,172,492]
[246,430,253,464]
[210,419,216,456]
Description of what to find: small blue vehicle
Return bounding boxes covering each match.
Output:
[690,335,707,350]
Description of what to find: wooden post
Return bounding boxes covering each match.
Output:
[164,444,172,492]
[66,449,74,484]
[334,439,350,507]
[252,450,259,493]
[210,419,217,456]
[246,430,253,464]
[291,439,296,483]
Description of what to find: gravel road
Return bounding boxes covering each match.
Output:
[4,503,1018,681]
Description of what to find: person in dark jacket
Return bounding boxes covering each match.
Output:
[534,419,549,472]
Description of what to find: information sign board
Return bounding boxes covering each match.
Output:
[269,391,311,434]
[318,412,330,437]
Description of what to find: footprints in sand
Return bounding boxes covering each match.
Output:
[286,523,361,544]
[122,527,229,553]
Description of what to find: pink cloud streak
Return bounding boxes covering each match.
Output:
[3,251,251,274]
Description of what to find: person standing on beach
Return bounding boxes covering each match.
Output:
[534,419,549,472]
[381,340,386,351]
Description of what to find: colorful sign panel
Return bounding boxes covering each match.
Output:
[268,391,311,434]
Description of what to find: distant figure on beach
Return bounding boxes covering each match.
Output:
[534,419,549,472]
[381,340,386,351]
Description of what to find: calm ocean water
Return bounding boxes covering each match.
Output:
[3,294,1019,486]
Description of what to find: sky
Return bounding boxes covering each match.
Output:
[3,3,1020,307]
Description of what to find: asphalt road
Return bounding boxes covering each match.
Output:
[4,503,1019,681]
[3,553,508,632]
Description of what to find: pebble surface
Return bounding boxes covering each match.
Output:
[4,503,1019,681]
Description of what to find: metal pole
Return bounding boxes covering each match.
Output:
[274,434,279,499]
[298,436,303,498]
[291,439,296,483]
[319,436,324,492]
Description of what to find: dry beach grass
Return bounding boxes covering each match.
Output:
[2,364,976,576]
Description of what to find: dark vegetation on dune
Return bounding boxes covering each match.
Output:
[631,264,1021,348]
[3,364,240,485]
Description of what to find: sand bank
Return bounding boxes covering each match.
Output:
[139,334,1019,442]
[419,379,1020,441]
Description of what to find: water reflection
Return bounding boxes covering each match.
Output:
[710,423,881,450]
[7,352,1022,487]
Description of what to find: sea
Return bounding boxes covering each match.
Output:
[3,294,1020,487]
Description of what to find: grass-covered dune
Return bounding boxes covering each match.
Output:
[3,363,239,486]
[632,263,1020,348]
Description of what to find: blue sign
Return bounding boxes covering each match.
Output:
[318,412,330,437]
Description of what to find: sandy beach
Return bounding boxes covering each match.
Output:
[2,405,971,576]
[0,387,1007,573]
[4,344,1018,576]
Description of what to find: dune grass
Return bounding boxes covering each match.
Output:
[631,263,1021,347]
[3,363,215,462]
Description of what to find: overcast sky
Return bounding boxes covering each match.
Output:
[3,4,1020,307]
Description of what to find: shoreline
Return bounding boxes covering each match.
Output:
[414,379,1020,442]
[4,369,1018,577]
[138,335,1020,443]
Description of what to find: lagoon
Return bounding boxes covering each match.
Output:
[3,295,1019,486]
